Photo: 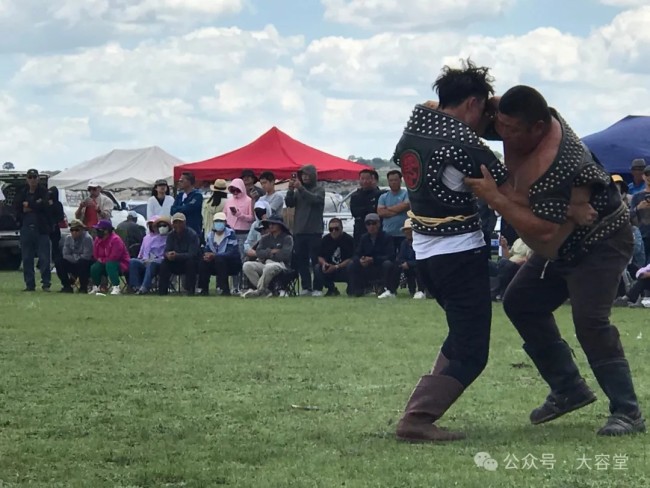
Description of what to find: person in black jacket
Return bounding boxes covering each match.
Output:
[313,217,354,296]
[347,213,395,297]
[389,219,426,299]
[158,213,200,296]
[14,169,51,291]
[46,186,66,267]
[349,169,384,245]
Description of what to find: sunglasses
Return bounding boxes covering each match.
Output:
[365,221,379,226]
[27,175,38,179]
[70,228,82,232]
[329,227,341,232]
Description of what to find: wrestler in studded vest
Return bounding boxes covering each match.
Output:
[392,104,508,236]
[529,109,628,265]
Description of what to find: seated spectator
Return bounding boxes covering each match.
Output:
[56,219,94,293]
[116,210,146,258]
[493,236,532,301]
[241,215,293,298]
[614,264,650,308]
[313,217,354,296]
[244,200,272,253]
[158,213,200,296]
[348,213,395,298]
[89,219,130,295]
[391,219,426,299]
[198,212,242,296]
[128,215,169,295]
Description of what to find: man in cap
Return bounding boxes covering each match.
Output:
[241,215,293,298]
[14,168,52,291]
[75,179,113,229]
[347,213,395,298]
[391,218,426,299]
[198,212,242,296]
[241,169,265,200]
[158,212,200,295]
[116,210,146,257]
[55,219,94,293]
[628,159,647,195]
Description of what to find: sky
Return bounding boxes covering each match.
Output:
[1,0,649,171]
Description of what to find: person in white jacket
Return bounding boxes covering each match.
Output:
[147,179,174,219]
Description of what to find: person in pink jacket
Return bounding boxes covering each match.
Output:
[89,219,130,295]
[225,178,255,293]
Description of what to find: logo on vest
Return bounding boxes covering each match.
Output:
[400,150,423,191]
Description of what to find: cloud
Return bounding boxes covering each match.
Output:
[600,0,649,6]
[321,0,516,30]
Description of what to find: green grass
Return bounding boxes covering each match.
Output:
[0,270,649,487]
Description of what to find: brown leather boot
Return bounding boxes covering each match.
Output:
[430,350,450,375]
[396,374,466,442]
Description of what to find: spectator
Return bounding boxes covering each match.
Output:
[226,178,255,293]
[614,263,650,308]
[116,211,146,258]
[46,186,66,272]
[171,171,203,236]
[198,212,242,296]
[55,219,94,294]
[147,179,174,219]
[258,171,284,216]
[377,170,410,254]
[628,159,647,195]
[128,215,168,295]
[158,213,200,296]
[244,200,272,252]
[350,169,384,245]
[241,169,265,200]
[89,219,130,296]
[493,236,532,301]
[285,164,325,296]
[75,179,113,229]
[202,179,228,238]
[629,165,650,264]
[242,215,294,298]
[391,219,426,299]
[313,217,354,296]
[348,213,395,298]
[14,168,51,292]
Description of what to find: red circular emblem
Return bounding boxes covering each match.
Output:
[400,150,422,190]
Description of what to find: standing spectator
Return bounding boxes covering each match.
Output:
[629,165,650,264]
[350,169,384,245]
[241,215,294,298]
[285,164,325,296]
[116,211,146,258]
[628,159,647,196]
[128,215,168,295]
[202,179,228,238]
[46,186,66,271]
[75,179,113,229]
[171,171,203,236]
[377,170,410,255]
[14,168,51,292]
[348,213,395,298]
[313,218,354,296]
[226,178,255,293]
[391,219,426,299]
[56,219,94,293]
[258,171,284,216]
[89,220,130,296]
[158,213,200,296]
[198,212,242,296]
[241,169,265,200]
[147,179,174,219]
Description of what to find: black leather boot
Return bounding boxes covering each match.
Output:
[524,340,597,425]
[591,359,645,436]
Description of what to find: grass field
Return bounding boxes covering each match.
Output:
[0,270,649,487]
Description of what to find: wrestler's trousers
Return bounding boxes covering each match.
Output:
[416,247,491,388]
[503,224,641,416]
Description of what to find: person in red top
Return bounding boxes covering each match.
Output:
[75,180,113,229]
[89,220,130,295]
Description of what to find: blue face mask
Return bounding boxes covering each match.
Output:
[213,222,226,232]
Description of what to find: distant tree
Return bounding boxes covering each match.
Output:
[2,162,15,170]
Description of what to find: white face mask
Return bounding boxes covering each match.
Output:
[158,226,170,235]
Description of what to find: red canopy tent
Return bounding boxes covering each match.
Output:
[174,126,371,181]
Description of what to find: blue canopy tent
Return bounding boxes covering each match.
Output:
[582,116,650,177]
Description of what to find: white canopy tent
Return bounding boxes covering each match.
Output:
[49,146,183,190]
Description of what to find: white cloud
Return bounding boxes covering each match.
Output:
[321,0,516,30]
[600,0,650,6]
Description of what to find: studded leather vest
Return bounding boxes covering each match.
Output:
[530,110,628,264]
[392,104,508,236]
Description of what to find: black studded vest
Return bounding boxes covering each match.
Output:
[392,104,508,236]
[530,110,628,264]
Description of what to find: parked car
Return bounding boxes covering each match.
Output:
[275,190,354,235]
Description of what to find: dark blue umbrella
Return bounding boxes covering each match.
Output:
[582,116,650,176]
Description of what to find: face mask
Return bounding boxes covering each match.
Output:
[158,225,170,235]
[213,222,226,232]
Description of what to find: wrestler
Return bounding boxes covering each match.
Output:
[392,60,509,442]
[466,85,644,436]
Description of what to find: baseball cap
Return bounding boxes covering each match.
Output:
[631,158,646,170]
[611,174,624,183]
[171,212,186,222]
[213,212,227,221]
[127,210,138,219]
[87,179,103,189]
[26,168,39,177]
[93,219,113,230]
[154,179,168,186]
[365,213,380,223]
